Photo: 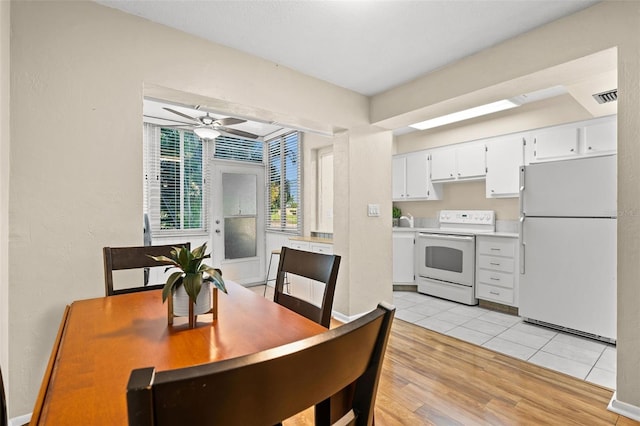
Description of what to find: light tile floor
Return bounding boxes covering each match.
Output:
[393,291,616,389]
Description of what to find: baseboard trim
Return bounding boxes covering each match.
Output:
[332,309,368,324]
[608,392,640,421]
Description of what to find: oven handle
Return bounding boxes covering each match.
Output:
[418,233,474,242]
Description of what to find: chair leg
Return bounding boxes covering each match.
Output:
[264,251,276,296]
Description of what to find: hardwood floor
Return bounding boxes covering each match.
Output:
[285,318,638,425]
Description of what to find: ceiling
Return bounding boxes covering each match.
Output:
[96,0,599,96]
[100,0,613,138]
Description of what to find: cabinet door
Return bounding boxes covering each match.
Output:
[430,148,456,181]
[456,143,486,179]
[392,156,407,199]
[405,152,429,199]
[583,118,616,155]
[486,135,524,198]
[393,232,415,283]
[533,126,579,161]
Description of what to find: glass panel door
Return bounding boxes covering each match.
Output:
[211,161,265,286]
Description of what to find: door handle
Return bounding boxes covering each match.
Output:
[215,229,221,234]
[519,216,525,275]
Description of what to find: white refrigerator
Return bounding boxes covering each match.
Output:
[519,154,616,342]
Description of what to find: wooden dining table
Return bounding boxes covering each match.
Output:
[31,280,328,425]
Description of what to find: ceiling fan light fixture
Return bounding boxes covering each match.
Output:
[194,127,220,140]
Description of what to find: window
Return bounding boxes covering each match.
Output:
[266,132,302,233]
[144,124,208,234]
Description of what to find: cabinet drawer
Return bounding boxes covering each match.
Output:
[478,256,514,273]
[478,239,515,257]
[310,243,333,254]
[289,241,310,251]
[478,269,514,289]
[477,284,514,304]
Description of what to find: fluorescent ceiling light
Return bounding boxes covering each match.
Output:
[410,99,520,131]
[194,127,220,140]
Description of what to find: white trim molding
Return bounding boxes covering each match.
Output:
[608,392,640,422]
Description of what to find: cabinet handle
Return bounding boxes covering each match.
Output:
[490,277,500,281]
[490,248,501,251]
[490,262,500,266]
[588,146,593,150]
[489,290,500,295]
[570,148,575,152]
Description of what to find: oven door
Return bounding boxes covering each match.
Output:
[417,233,475,287]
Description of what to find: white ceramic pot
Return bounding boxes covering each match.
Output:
[172,282,212,317]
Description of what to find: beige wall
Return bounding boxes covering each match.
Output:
[0,0,9,382]
[384,0,640,412]
[333,128,394,316]
[8,1,385,416]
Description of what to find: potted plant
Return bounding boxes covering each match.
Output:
[393,206,402,227]
[149,242,226,327]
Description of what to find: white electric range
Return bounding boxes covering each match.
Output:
[415,210,495,305]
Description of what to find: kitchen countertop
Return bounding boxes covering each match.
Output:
[289,236,334,244]
[392,227,518,238]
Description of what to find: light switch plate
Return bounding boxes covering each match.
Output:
[367,204,380,217]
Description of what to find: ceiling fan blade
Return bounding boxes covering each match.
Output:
[219,127,260,140]
[163,107,199,123]
[216,117,246,126]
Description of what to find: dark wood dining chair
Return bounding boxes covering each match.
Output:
[103,243,190,296]
[273,246,341,328]
[127,302,395,426]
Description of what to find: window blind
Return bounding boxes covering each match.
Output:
[266,131,302,234]
[213,135,263,163]
[143,124,208,235]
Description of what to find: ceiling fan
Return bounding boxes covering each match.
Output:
[163,107,259,140]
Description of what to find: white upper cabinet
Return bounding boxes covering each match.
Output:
[457,143,487,179]
[430,148,456,181]
[582,116,617,155]
[431,142,486,182]
[392,151,442,201]
[530,126,580,162]
[485,134,526,198]
[527,115,616,163]
[392,156,407,199]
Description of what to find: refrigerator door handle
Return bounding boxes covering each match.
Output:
[519,215,525,274]
[519,166,525,217]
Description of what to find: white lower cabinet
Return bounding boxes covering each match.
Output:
[475,235,518,307]
[393,232,415,284]
[288,239,334,306]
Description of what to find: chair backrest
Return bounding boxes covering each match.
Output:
[273,246,341,328]
[1,366,7,426]
[127,302,395,426]
[103,243,190,296]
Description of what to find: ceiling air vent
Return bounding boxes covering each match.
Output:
[592,89,617,104]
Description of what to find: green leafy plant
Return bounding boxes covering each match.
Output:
[393,206,402,219]
[149,242,226,304]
